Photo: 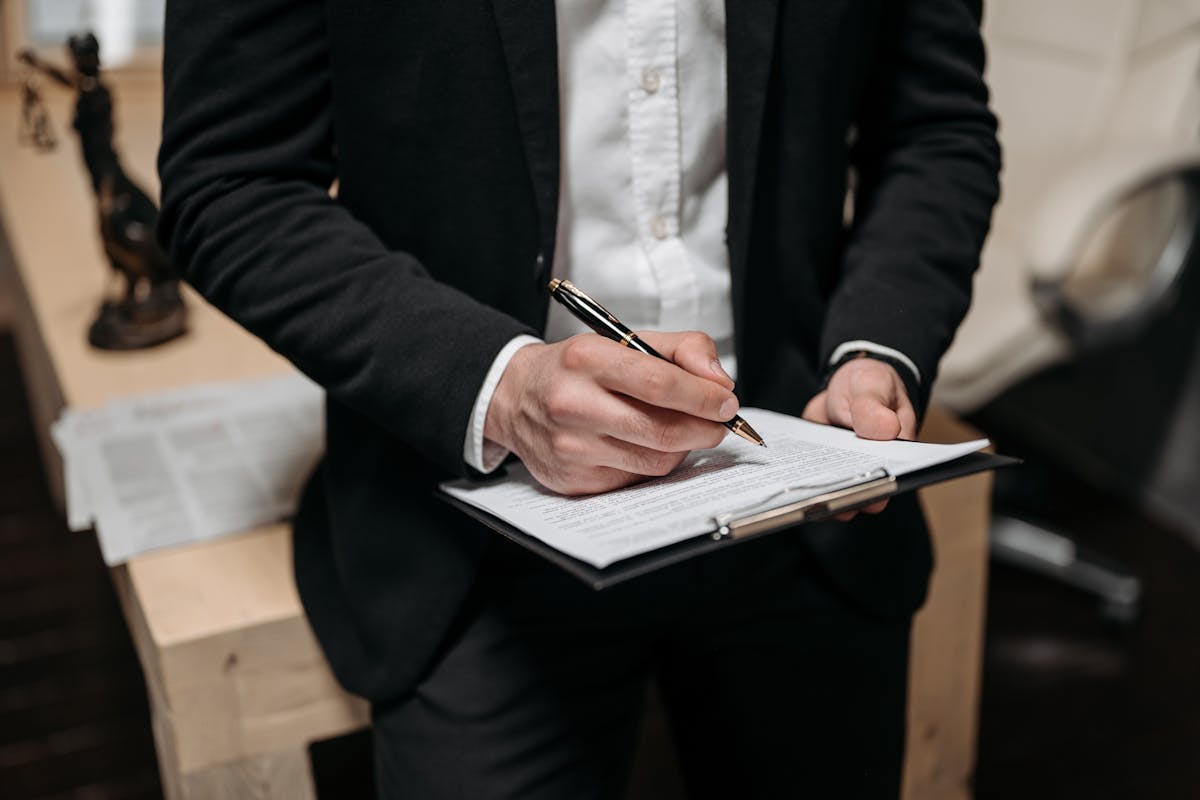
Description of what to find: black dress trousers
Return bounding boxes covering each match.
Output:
[372,533,913,800]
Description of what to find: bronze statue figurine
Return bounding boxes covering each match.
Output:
[18,68,56,152]
[18,34,187,350]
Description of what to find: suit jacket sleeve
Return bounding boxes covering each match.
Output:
[157,0,535,477]
[820,0,1002,412]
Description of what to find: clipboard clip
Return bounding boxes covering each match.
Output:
[710,467,896,540]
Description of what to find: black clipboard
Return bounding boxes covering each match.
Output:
[439,451,1019,590]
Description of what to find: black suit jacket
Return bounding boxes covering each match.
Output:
[159,0,1000,703]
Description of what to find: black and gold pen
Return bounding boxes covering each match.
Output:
[548,278,765,447]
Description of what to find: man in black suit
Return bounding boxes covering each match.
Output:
[159,0,999,796]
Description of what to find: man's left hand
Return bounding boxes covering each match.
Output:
[801,356,917,520]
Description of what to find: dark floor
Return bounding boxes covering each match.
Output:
[0,336,161,798]
[974,463,1200,800]
[2,327,1198,799]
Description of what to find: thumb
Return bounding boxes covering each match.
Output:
[850,392,902,440]
[802,391,831,425]
[636,330,735,389]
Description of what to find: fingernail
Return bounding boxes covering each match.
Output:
[710,359,733,384]
[719,396,739,420]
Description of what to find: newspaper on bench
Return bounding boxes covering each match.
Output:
[52,373,324,565]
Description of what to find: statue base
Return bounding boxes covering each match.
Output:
[88,280,189,350]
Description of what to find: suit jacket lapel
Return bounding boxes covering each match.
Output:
[725,0,781,356]
[492,0,560,279]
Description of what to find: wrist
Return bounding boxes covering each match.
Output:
[823,349,912,403]
[824,349,895,382]
[822,344,923,414]
[483,342,536,451]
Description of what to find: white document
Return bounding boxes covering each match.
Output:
[53,379,248,531]
[441,409,988,569]
[52,373,324,565]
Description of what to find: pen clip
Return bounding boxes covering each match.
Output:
[554,279,619,322]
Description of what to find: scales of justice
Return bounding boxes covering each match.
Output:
[18,33,188,350]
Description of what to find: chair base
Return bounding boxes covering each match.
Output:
[990,514,1142,624]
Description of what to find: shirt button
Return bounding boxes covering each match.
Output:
[649,217,668,240]
[641,67,661,94]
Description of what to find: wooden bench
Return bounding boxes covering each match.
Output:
[0,80,990,800]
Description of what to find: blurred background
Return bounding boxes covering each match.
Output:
[1,0,1198,798]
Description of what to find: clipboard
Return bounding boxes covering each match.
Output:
[439,450,1019,590]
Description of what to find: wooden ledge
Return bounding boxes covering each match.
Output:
[1,81,369,781]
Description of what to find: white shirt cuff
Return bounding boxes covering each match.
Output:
[463,334,543,474]
[828,340,922,384]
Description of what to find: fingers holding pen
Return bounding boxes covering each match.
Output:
[485,336,735,495]
[635,330,736,389]
[605,397,729,454]
[572,343,740,423]
[549,430,691,478]
[546,384,728,455]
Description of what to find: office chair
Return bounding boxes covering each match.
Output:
[934,0,1200,621]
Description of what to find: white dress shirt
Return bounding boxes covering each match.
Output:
[463,0,919,473]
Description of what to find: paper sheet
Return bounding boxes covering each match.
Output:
[52,373,324,565]
[441,409,988,568]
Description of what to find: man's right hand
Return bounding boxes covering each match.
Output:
[484,331,739,495]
